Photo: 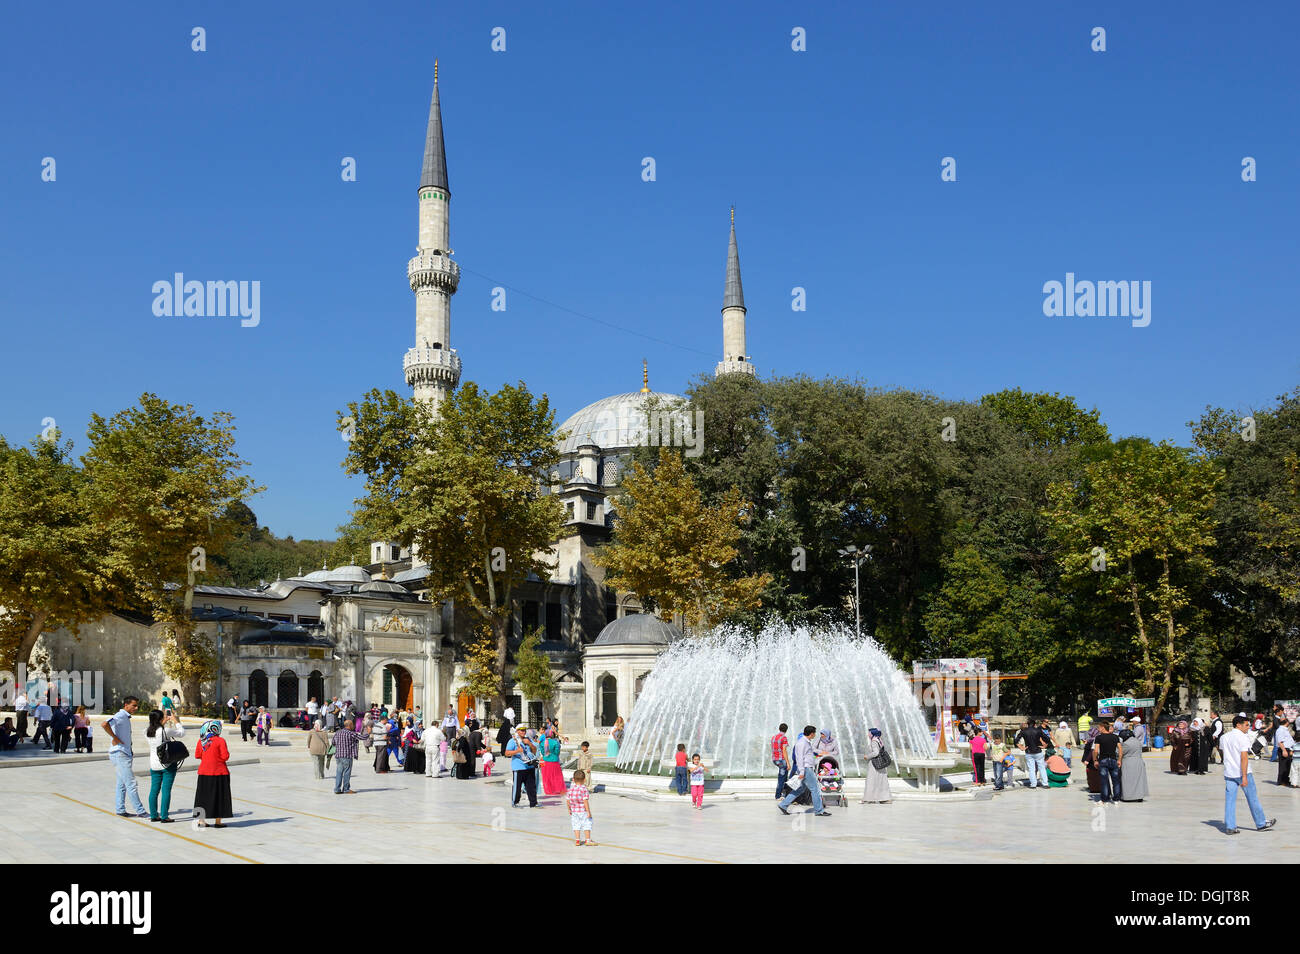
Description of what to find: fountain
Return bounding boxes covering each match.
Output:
[615,620,937,778]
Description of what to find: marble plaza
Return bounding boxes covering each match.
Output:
[0,725,1294,864]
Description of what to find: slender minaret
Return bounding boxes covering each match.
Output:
[404,60,462,410]
[715,207,755,377]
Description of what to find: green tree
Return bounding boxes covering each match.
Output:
[513,629,555,705]
[597,448,769,628]
[459,626,502,703]
[1045,439,1220,725]
[342,382,564,711]
[81,394,261,706]
[0,435,114,673]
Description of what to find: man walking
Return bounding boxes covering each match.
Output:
[31,696,53,749]
[772,723,791,799]
[777,725,831,817]
[238,701,256,741]
[1091,721,1122,802]
[1221,714,1276,835]
[1016,719,1048,789]
[331,719,363,794]
[1209,710,1224,764]
[102,696,147,817]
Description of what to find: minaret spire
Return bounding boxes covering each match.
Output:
[716,208,755,377]
[405,64,462,411]
[640,359,650,393]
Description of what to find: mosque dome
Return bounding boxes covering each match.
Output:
[592,613,680,647]
[556,391,686,455]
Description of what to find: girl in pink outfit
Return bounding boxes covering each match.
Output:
[688,753,706,809]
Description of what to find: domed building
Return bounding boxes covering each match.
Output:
[583,614,681,729]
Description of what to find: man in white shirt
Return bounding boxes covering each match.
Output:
[32,698,53,748]
[1273,720,1294,788]
[1221,714,1276,835]
[13,691,29,741]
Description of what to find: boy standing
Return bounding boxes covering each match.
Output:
[576,740,595,792]
[567,769,597,846]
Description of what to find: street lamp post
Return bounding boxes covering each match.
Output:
[837,544,873,638]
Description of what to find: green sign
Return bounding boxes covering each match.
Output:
[1133,698,1155,707]
[1098,696,1137,708]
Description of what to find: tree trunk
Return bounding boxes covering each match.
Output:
[492,610,509,718]
[1151,555,1176,729]
[1128,557,1154,697]
[12,610,48,676]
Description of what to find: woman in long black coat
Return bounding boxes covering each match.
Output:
[455,729,476,779]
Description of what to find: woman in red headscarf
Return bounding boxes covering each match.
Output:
[193,720,233,827]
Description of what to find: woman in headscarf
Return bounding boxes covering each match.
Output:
[402,718,425,774]
[1082,725,1102,794]
[1188,718,1206,774]
[192,720,232,828]
[816,730,842,771]
[1119,728,1148,802]
[1196,719,1215,775]
[454,726,476,779]
[539,728,565,794]
[373,721,392,774]
[859,728,891,803]
[496,713,514,758]
[1168,721,1192,774]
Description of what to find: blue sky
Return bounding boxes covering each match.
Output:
[3,2,1297,539]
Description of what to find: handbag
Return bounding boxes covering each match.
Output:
[156,728,189,767]
[871,744,893,771]
[452,746,466,764]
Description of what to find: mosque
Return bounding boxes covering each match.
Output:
[34,67,756,735]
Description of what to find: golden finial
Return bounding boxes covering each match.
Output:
[640,359,650,393]
[434,59,439,85]
[730,205,735,226]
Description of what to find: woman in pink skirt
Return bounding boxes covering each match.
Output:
[539,729,566,795]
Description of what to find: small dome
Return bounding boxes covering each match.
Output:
[357,580,409,594]
[321,565,371,584]
[556,392,686,455]
[593,614,680,647]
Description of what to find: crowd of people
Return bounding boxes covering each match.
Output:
[4,688,109,754]
[66,687,1300,844]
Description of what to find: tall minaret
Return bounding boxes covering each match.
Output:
[404,60,462,410]
[715,207,755,377]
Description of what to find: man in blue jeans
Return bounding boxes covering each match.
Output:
[772,723,790,799]
[1015,720,1048,788]
[778,725,831,816]
[101,696,147,817]
[1222,714,1276,835]
[1091,721,1123,802]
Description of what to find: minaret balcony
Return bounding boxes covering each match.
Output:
[715,358,757,377]
[408,251,461,292]
[404,347,462,388]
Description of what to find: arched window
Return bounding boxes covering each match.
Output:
[277,670,298,709]
[599,674,618,727]
[634,671,649,702]
[307,670,325,706]
[248,670,268,708]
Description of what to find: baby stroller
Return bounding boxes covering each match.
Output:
[816,757,849,809]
